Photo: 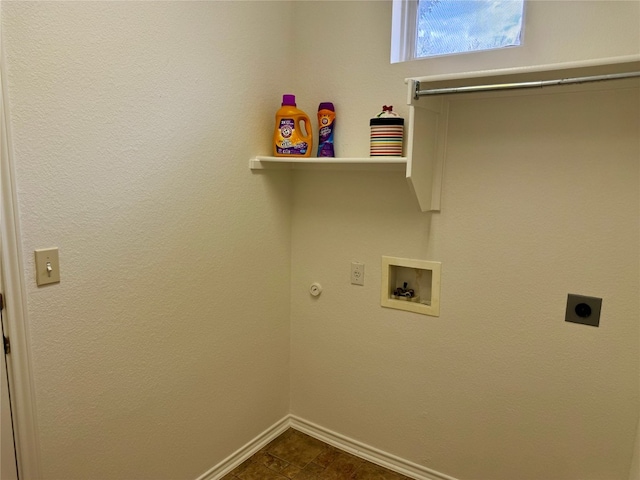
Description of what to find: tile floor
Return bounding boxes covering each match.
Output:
[222,428,413,480]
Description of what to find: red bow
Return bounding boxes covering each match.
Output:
[382,105,393,112]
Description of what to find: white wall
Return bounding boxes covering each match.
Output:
[3,1,639,480]
[2,2,293,478]
[290,2,639,480]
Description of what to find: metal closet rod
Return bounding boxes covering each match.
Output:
[414,71,640,98]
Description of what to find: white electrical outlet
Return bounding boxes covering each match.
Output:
[351,262,365,286]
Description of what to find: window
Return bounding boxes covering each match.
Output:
[391,0,525,63]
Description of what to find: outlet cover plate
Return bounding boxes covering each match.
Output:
[351,262,365,286]
[565,294,602,327]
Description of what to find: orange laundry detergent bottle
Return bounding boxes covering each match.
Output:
[273,94,312,157]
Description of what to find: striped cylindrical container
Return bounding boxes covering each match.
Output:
[370,106,404,156]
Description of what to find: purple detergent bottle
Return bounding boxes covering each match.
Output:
[317,102,335,157]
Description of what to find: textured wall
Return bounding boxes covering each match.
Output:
[4,1,639,480]
[2,2,293,478]
[290,2,639,480]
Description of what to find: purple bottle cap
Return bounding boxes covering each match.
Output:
[282,94,296,106]
[318,102,334,111]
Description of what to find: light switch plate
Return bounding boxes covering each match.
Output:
[35,248,60,286]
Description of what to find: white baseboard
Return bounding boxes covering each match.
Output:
[195,416,291,480]
[196,414,458,480]
[289,415,459,480]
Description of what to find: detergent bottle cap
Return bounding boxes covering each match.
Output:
[318,102,334,111]
[282,94,296,106]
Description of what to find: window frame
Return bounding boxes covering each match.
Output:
[390,0,418,64]
[391,0,525,64]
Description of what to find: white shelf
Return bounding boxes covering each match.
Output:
[405,55,640,86]
[249,58,640,213]
[249,156,408,170]
[249,83,448,213]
